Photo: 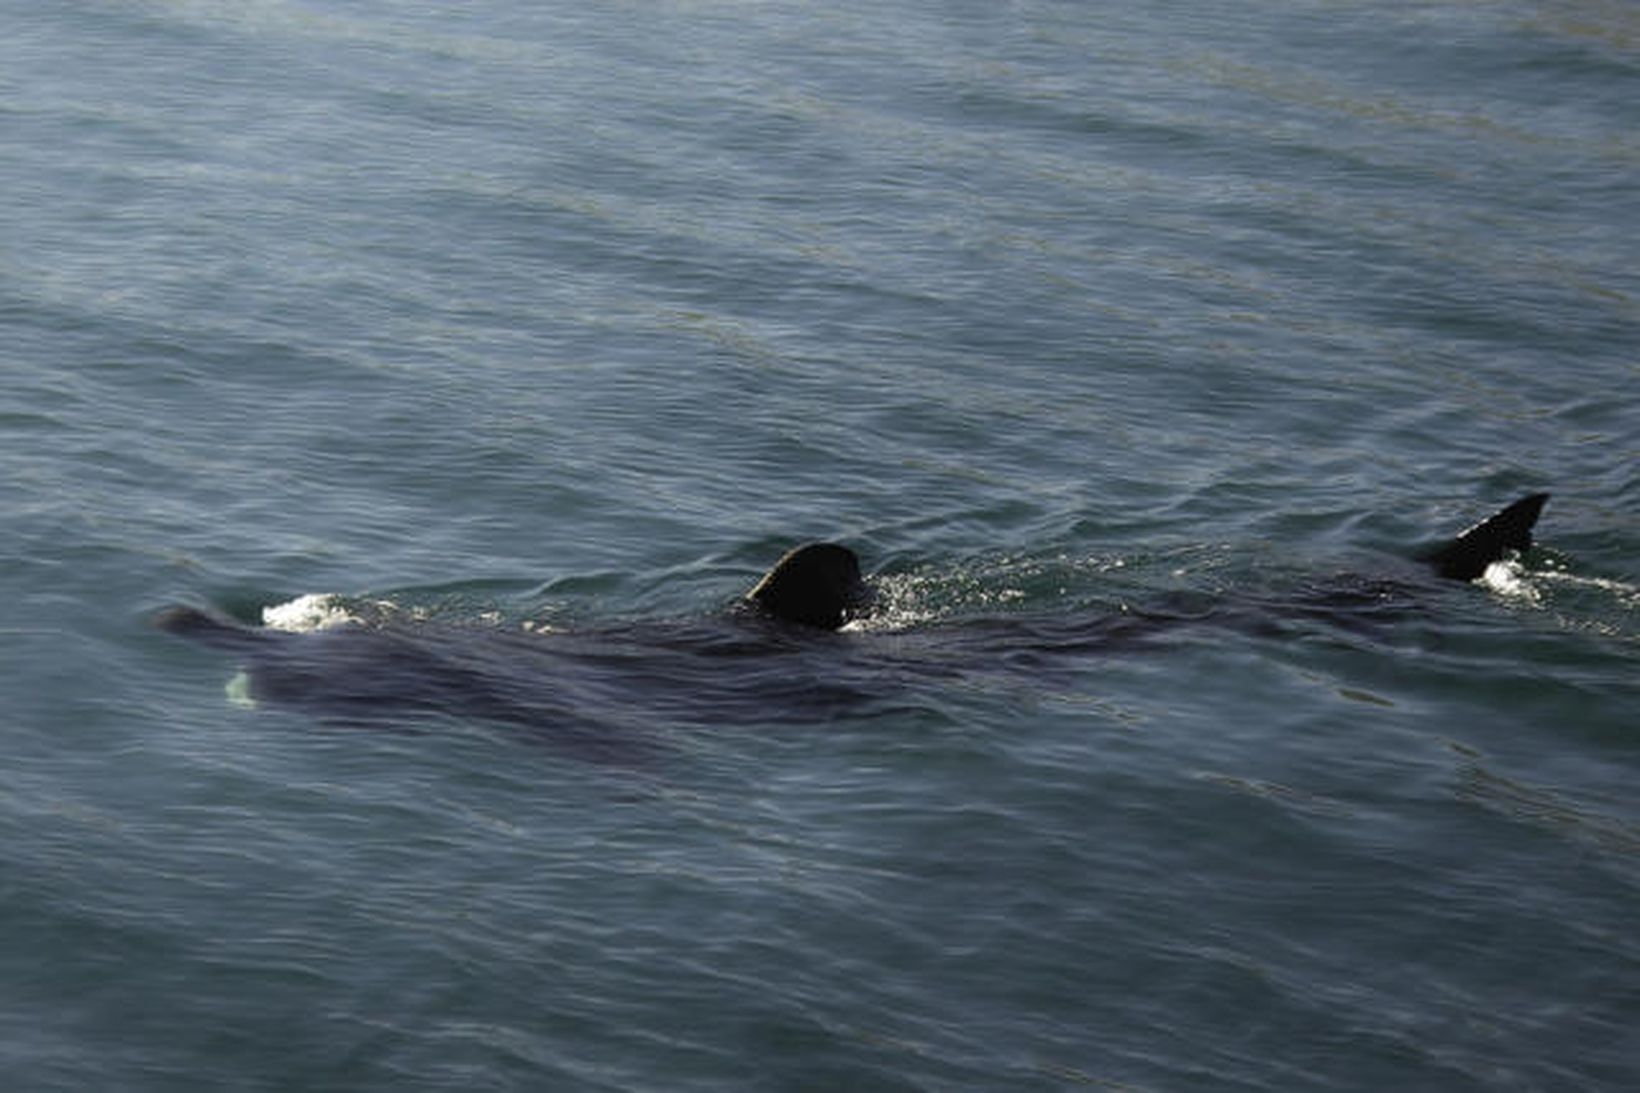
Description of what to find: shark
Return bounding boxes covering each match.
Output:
[156,492,1552,752]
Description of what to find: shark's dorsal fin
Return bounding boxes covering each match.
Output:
[746,542,870,630]
[1424,493,1549,581]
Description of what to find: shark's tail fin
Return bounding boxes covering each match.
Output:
[1424,492,1549,581]
[746,542,872,630]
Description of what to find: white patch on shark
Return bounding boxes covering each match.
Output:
[225,670,257,709]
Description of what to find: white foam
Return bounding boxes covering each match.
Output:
[261,592,360,632]
[1478,559,1540,603]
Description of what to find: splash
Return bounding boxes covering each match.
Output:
[261,593,365,632]
[844,571,941,633]
[1478,558,1540,603]
[1476,558,1639,642]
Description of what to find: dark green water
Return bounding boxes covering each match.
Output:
[2,2,1636,1089]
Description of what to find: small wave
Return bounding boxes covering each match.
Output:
[1455,760,1640,857]
[851,554,1137,634]
[1538,569,1640,607]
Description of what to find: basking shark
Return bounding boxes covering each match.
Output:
[157,493,1551,752]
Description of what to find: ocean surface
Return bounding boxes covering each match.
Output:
[3,1,1637,1089]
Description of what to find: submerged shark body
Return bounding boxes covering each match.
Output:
[158,493,1552,751]
[157,605,876,762]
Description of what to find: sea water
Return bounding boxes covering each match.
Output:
[2,1,1636,1089]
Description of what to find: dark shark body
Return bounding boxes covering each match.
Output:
[156,604,878,760]
[158,494,1551,751]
